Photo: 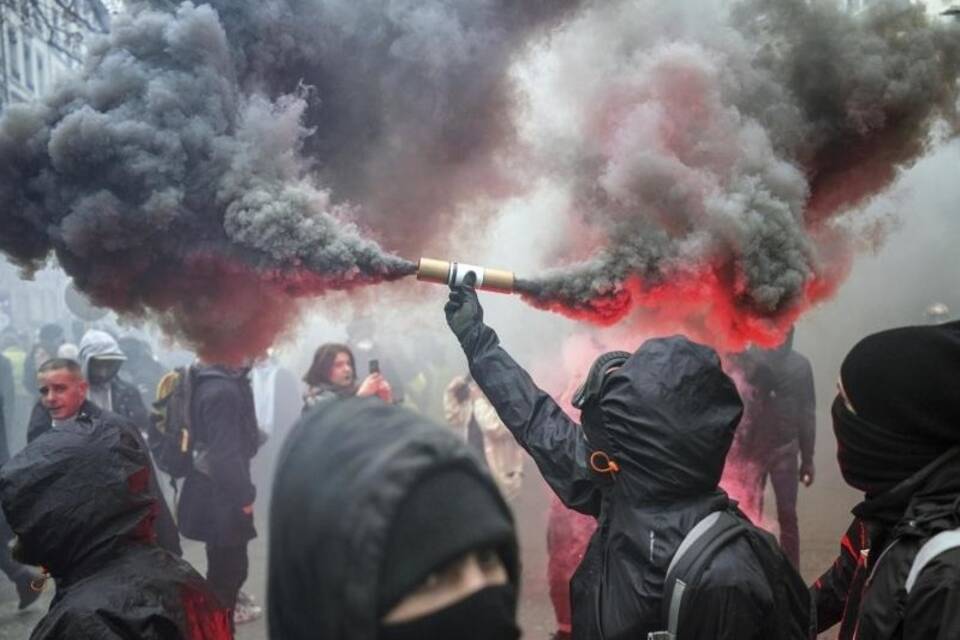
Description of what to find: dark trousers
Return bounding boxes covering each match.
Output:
[206,543,248,612]
[760,452,800,568]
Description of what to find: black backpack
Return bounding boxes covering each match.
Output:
[648,510,814,640]
[148,366,195,479]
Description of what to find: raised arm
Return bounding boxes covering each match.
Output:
[445,279,602,516]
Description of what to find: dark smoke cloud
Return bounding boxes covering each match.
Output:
[0,0,581,359]
[517,0,960,349]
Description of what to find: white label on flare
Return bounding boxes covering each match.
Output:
[451,263,485,287]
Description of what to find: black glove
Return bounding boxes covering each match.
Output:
[445,271,483,342]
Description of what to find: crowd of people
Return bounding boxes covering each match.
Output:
[0,278,957,639]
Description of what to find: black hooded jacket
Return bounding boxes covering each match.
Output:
[268,398,518,640]
[27,399,182,556]
[177,365,259,546]
[0,420,230,639]
[814,448,960,639]
[456,322,813,640]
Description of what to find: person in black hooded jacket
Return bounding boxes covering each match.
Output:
[269,398,521,640]
[813,320,960,639]
[0,411,231,639]
[177,363,260,622]
[444,276,813,640]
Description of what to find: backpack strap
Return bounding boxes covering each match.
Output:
[905,528,960,594]
[648,511,748,640]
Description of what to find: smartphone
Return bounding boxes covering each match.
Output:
[369,359,380,375]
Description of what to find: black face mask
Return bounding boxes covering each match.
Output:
[379,585,520,640]
[88,358,123,385]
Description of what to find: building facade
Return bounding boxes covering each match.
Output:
[0,0,110,112]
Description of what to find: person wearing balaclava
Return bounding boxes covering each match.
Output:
[813,321,960,639]
[268,399,520,640]
[443,275,812,640]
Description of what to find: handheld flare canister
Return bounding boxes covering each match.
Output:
[416,258,516,293]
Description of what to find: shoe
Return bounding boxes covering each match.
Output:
[233,601,263,625]
[15,571,44,610]
[237,590,257,607]
[549,632,572,640]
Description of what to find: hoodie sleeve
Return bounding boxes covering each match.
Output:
[458,322,601,517]
[196,381,257,508]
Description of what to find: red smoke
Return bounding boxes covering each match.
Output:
[82,253,404,365]
[521,253,848,353]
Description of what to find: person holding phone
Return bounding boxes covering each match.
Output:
[302,343,392,412]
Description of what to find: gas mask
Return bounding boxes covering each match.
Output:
[572,351,631,479]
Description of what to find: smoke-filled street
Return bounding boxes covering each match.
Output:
[1,0,960,639]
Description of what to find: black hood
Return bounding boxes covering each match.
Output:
[598,335,744,502]
[268,398,517,640]
[0,420,155,578]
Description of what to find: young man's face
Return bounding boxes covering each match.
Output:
[327,352,355,388]
[38,369,88,420]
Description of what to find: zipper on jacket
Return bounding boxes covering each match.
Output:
[852,538,900,639]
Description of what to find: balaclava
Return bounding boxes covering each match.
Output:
[834,321,960,496]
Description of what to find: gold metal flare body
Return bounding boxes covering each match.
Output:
[416,257,515,293]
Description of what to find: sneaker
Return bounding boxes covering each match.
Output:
[237,590,258,607]
[233,601,263,625]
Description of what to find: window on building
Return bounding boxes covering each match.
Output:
[23,40,34,90]
[7,28,19,81]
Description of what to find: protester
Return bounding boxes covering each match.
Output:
[444,374,524,501]
[22,323,64,395]
[546,495,596,640]
[301,343,392,411]
[177,362,261,627]
[723,327,816,567]
[444,275,812,639]
[269,398,520,640]
[0,416,231,639]
[28,358,182,555]
[814,321,960,639]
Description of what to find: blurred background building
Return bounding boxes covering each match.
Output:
[0,0,111,112]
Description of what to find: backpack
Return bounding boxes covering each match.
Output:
[648,511,749,640]
[649,510,813,640]
[905,527,960,594]
[148,366,195,479]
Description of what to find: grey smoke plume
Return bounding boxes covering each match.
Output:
[0,0,581,358]
[516,0,960,347]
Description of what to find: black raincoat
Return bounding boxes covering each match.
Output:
[27,399,182,556]
[268,398,518,640]
[456,321,813,640]
[177,366,259,547]
[0,419,231,639]
[814,448,960,639]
